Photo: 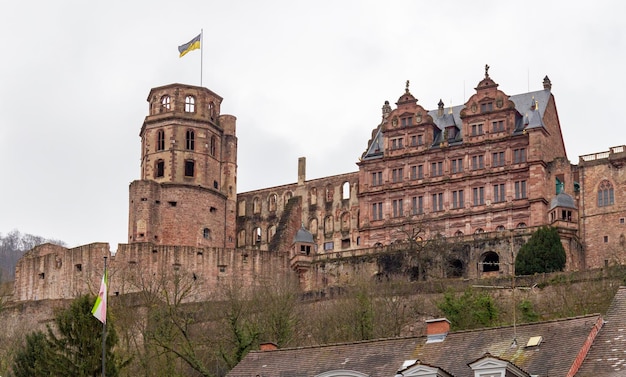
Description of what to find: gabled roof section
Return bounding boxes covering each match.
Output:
[227,315,602,377]
[361,125,384,160]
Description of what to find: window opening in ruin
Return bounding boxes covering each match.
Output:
[75,264,82,272]
[268,226,276,242]
[155,159,164,178]
[208,101,215,119]
[185,95,195,112]
[219,265,226,273]
[448,259,464,277]
[324,215,334,234]
[161,95,170,110]
[210,135,216,156]
[203,228,210,239]
[269,194,277,212]
[356,236,361,245]
[210,206,217,213]
[326,186,333,202]
[141,198,147,201]
[474,228,484,234]
[342,182,350,200]
[604,236,609,243]
[186,129,195,150]
[481,252,500,272]
[155,200,160,204]
[185,160,195,177]
[341,212,350,230]
[253,227,261,245]
[237,230,246,247]
[168,201,177,207]
[455,230,464,236]
[39,273,45,279]
[157,129,165,150]
[597,180,615,207]
[253,197,260,214]
[496,225,506,231]
[341,238,350,249]
[238,200,246,216]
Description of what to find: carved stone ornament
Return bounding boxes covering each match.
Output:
[416,114,422,123]
[496,97,503,108]
[471,103,477,113]
[392,117,398,127]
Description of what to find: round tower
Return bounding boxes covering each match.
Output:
[128,83,237,248]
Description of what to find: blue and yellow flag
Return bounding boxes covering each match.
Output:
[178,33,201,57]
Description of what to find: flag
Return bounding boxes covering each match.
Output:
[91,269,107,323]
[178,33,201,57]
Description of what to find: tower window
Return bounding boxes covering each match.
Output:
[203,228,210,239]
[161,95,170,110]
[208,101,215,119]
[186,130,195,150]
[210,135,216,156]
[155,159,165,178]
[156,129,165,151]
[184,160,195,177]
[185,95,195,112]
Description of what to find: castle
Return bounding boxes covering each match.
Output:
[14,67,626,301]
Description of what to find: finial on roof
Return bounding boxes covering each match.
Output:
[543,75,552,90]
[382,100,392,120]
[437,99,444,117]
[485,64,490,78]
[405,80,410,93]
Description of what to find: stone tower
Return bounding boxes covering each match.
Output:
[128,83,237,248]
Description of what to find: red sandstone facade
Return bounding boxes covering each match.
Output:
[12,71,626,301]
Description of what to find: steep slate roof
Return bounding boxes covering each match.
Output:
[361,88,551,160]
[577,287,626,376]
[228,314,602,377]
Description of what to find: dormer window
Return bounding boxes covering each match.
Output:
[445,126,457,140]
[185,95,195,112]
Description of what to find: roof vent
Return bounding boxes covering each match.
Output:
[526,336,543,347]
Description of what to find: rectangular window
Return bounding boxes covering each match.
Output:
[431,161,443,177]
[417,164,424,179]
[446,127,457,140]
[471,155,484,170]
[401,117,413,127]
[417,134,424,145]
[392,199,403,217]
[391,137,404,149]
[492,120,504,132]
[515,180,527,199]
[184,160,195,177]
[372,202,383,221]
[480,102,493,113]
[432,193,443,212]
[514,148,527,163]
[410,135,417,146]
[452,190,464,209]
[371,171,382,186]
[492,151,505,167]
[392,168,403,183]
[451,158,463,173]
[473,187,485,206]
[324,242,334,251]
[471,123,484,136]
[493,183,505,203]
[410,165,417,180]
[412,196,423,215]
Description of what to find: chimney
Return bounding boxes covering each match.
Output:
[425,318,450,343]
[298,157,306,185]
[260,342,278,351]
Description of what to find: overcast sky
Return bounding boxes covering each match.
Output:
[1,1,624,248]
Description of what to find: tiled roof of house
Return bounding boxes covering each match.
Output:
[228,314,603,377]
[577,286,626,377]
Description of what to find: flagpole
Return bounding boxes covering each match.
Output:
[200,29,203,87]
[101,256,107,377]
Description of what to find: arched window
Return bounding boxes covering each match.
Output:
[324,215,334,234]
[475,228,485,234]
[237,200,246,216]
[202,228,210,239]
[326,185,334,202]
[516,222,527,229]
[284,191,293,204]
[309,218,318,235]
[186,130,195,150]
[155,159,164,178]
[208,101,215,119]
[454,230,464,237]
[268,194,277,212]
[496,225,506,231]
[253,197,260,214]
[252,227,262,245]
[342,182,350,200]
[185,95,195,112]
[210,135,216,156]
[598,180,615,207]
[481,251,500,272]
[310,188,317,205]
[447,259,464,277]
[161,95,170,110]
[341,212,350,231]
[267,225,276,242]
[237,230,246,247]
[156,129,165,151]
